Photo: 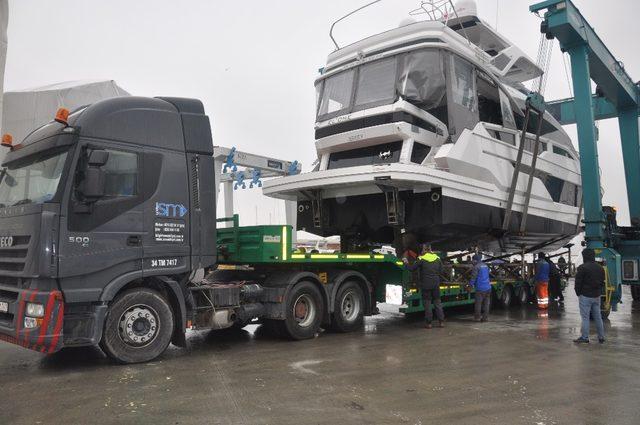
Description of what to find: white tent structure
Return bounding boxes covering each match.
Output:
[0,0,8,135]
[2,79,129,150]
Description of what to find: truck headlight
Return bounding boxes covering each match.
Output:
[24,317,39,329]
[26,302,44,318]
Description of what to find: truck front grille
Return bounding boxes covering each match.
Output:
[0,236,31,279]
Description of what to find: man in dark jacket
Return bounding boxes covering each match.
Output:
[573,248,606,344]
[548,258,564,303]
[470,254,492,322]
[404,244,445,328]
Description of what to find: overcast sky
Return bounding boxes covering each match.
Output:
[5,0,640,227]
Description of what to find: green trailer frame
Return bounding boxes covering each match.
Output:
[216,216,545,314]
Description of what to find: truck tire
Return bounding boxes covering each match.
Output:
[500,285,514,308]
[277,281,324,340]
[331,281,365,333]
[100,288,174,364]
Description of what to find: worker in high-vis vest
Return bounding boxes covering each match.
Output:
[403,244,445,328]
[534,252,550,309]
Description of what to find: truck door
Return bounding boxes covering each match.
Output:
[141,148,191,277]
[59,144,144,304]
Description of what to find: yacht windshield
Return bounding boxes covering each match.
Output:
[316,49,446,122]
[354,57,397,107]
[318,69,355,118]
[0,149,69,207]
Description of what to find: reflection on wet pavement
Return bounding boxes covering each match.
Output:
[1,282,639,425]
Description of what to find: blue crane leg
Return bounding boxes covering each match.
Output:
[618,107,640,222]
[567,43,605,246]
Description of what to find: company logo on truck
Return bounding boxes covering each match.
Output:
[0,236,14,248]
[155,202,188,218]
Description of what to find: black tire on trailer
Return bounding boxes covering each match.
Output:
[262,319,282,337]
[331,281,365,333]
[500,285,514,308]
[631,285,640,301]
[518,284,529,305]
[230,318,251,330]
[100,288,174,364]
[276,281,324,340]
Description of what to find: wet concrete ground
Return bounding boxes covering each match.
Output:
[1,283,640,425]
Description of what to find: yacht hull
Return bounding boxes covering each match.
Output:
[296,191,577,253]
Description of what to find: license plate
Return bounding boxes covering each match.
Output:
[0,301,8,313]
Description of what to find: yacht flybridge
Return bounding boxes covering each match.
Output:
[263,0,581,253]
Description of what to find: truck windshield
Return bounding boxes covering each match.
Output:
[0,149,69,207]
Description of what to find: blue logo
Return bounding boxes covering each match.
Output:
[156,202,188,218]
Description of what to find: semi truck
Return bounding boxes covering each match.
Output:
[0,97,548,363]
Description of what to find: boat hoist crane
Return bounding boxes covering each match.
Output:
[531,0,640,316]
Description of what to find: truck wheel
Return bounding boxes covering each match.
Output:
[331,281,364,333]
[500,285,514,308]
[278,281,324,340]
[518,285,529,305]
[100,288,174,364]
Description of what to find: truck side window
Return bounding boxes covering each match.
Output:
[102,150,138,197]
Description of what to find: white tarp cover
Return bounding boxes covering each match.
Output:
[2,80,129,148]
[0,0,8,133]
[296,230,325,244]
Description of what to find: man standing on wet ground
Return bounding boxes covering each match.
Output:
[573,248,606,344]
[403,244,445,329]
[534,252,550,309]
[469,253,492,322]
[548,257,565,304]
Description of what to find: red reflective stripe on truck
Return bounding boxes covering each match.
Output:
[14,291,26,340]
[48,297,64,354]
[37,292,56,346]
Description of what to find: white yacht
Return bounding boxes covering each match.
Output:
[264,1,581,253]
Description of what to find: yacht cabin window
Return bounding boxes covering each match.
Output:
[397,50,447,124]
[327,141,403,170]
[317,69,355,117]
[552,145,574,159]
[355,57,398,108]
[451,56,476,112]
[477,73,502,126]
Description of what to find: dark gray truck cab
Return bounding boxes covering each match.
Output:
[0,97,217,360]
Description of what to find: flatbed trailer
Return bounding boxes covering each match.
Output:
[214,215,551,329]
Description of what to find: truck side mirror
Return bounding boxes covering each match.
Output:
[78,150,109,203]
[88,150,109,167]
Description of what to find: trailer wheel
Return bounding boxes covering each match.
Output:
[631,285,640,301]
[518,285,530,305]
[100,288,174,364]
[277,281,324,340]
[500,285,514,308]
[331,281,365,333]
